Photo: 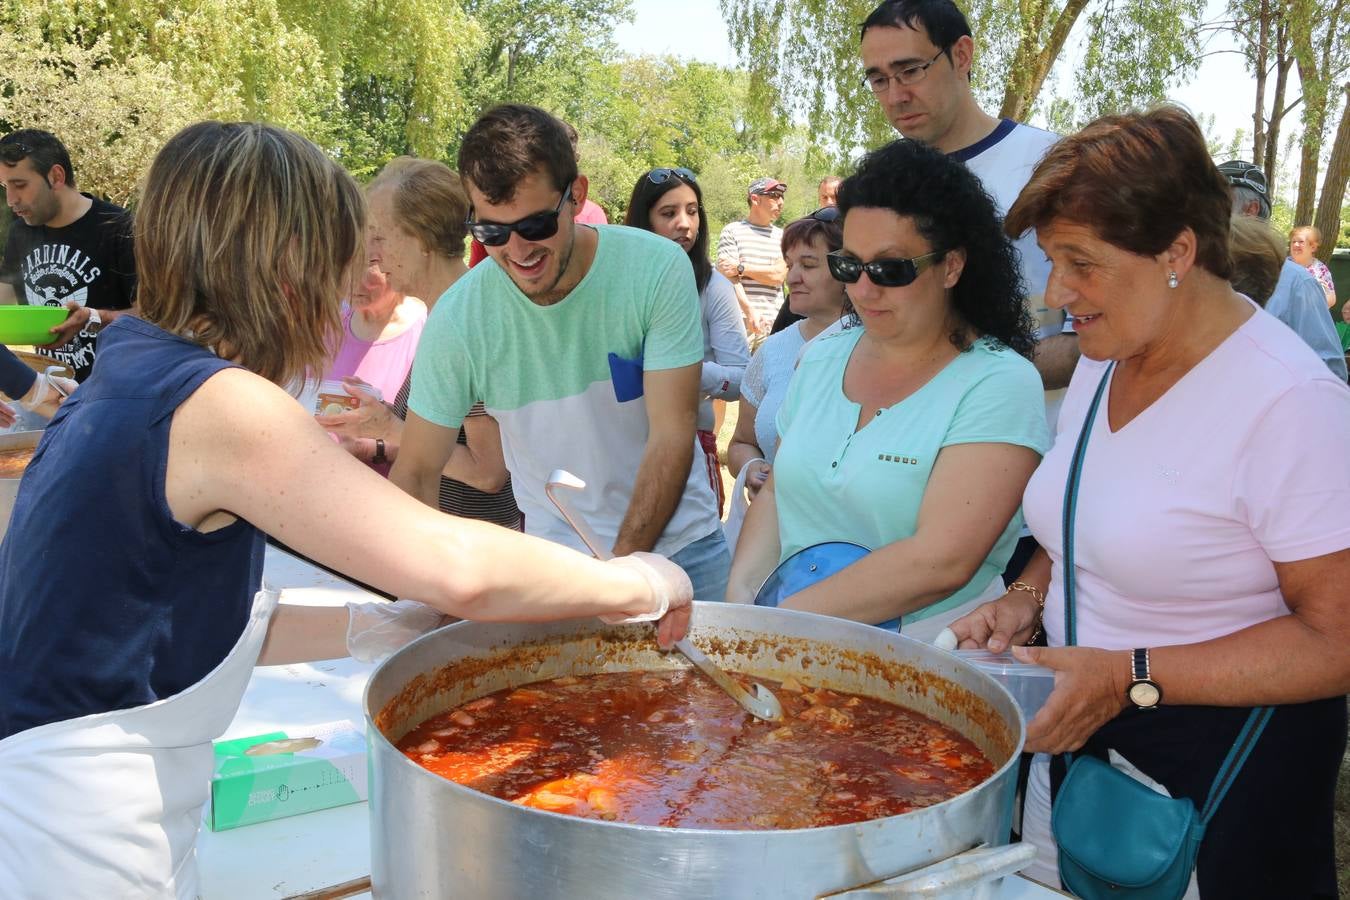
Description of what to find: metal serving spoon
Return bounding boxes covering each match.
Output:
[545,468,783,722]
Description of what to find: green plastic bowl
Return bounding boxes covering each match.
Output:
[0,306,71,345]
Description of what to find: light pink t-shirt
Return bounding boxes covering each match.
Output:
[1026,306,1350,651]
[326,302,427,400]
[573,199,609,225]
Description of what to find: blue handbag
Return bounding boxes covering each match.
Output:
[1050,364,1271,900]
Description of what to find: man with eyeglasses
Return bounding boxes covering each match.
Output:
[716,178,789,340]
[1220,159,1347,380]
[0,130,137,382]
[390,104,729,602]
[859,0,1076,417]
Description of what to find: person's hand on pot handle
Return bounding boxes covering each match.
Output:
[1012,644,1130,754]
[601,552,693,650]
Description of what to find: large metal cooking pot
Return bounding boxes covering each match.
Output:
[366,603,1034,899]
[0,428,40,544]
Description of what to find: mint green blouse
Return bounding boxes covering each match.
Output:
[774,327,1050,626]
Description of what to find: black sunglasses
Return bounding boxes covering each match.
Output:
[465,188,571,247]
[808,206,840,222]
[827,249,943,287]
[645,167,697,186]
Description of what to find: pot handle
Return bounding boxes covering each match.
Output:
[821,842,1038,898]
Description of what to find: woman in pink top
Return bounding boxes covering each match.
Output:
[326,263,426,400]
[950,107,1350,896]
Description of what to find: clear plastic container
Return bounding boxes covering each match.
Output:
[953,649,1055,720]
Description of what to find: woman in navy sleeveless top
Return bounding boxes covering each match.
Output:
[0,122,690,893]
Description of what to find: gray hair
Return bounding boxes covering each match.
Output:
[1230,184,1271,220]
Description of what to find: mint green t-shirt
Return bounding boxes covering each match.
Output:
[408,224,721,556]
[774,327,1051,626]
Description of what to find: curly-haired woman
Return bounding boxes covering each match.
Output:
[725,139,1050,637]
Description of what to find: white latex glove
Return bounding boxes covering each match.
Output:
[933,627,959,652]
[19,368,77,418]
[346,598,450,663]
[598,552,693,624]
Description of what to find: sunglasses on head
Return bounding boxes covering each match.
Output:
[645,167,696,186]
[808,206,840,223]
[465,187,571,247]
[827,249,943,287]
[0,141,32,164]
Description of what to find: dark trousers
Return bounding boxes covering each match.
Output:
[1050,697,1345,899]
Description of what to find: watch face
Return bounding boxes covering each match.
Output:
[1129,681,1161,708]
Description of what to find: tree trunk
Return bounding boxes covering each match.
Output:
[1251,0,1271,165]
[998,0,1090,121]
[1313,83,1350,261]
[1292,60,1323,223]
[1263,15,1292,190]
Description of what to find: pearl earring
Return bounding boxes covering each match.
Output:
[1167,271,1179,289]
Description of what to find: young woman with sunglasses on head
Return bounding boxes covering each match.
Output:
[625,167,750,513]
[0,122,692,896]
[724,139,1049,638]
[726,208,850,501]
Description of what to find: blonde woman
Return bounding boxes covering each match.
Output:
[318,157,520,527]
[1288,225,1336,308]
[0,122,690,897]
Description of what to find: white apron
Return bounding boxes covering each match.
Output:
[0,585,279,899]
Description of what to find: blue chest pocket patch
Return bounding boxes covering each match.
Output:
[608,351,644,403]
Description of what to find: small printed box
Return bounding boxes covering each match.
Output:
[315,379,360,416]
[208,719,367,831]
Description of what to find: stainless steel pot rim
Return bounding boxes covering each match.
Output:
[363,603,1027,837]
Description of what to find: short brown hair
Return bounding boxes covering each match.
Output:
[1229,215,1283,306]
[457,104,578,205]
[136,121,363,387]
[1006,105,1233,281]
[368,156,470,259]
[781,215,843,257]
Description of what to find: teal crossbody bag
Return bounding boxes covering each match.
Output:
[1050,363,1272,900]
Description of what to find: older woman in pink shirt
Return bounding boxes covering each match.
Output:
[950,107,1350,896]
[326,263,426,401]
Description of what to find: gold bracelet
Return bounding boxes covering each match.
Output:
[1007,581,1046,645]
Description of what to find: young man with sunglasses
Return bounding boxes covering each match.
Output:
[391,104,729,601]
[1221,159,1347,380]
[0,130,137,382]
[860,0,1077,413]
[716,178,789,339]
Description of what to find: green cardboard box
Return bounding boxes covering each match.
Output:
[208,719,367,831]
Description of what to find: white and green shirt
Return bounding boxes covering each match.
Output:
[409,225,722,556]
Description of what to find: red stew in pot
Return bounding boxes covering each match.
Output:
[0,449,33,479]
[397,669,993,829]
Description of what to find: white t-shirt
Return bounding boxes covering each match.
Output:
[1026,305,1350,651]
[739,322,806,464]
[955,119,1066,428]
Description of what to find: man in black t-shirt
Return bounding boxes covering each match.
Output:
[0,130,136,381]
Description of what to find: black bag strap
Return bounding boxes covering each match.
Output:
[1058,362,1271,817]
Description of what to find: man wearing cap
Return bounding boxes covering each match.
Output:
[716,178,788,339]
[1221,159,1346,380]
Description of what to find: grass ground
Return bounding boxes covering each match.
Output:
[715,404,1350,891]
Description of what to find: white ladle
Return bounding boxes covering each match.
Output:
[545,468,783,723]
